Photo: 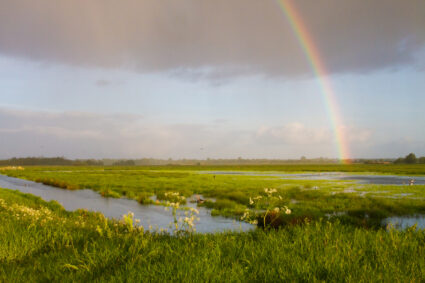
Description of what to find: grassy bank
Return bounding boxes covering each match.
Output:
[1,188,425,282]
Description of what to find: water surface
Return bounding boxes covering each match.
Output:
[383,215,425,230]
[0,175,254,233]
[204,171,425,185]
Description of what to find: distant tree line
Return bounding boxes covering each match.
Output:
[112,160,136,166]
[103,157,343,166]
[1,157,344,166]
[3,155,423,166]
[394,153,425,164]
[0,157,103,166]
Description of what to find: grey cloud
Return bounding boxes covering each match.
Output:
[0,0,424,78]
[1,108,403,159]
[213,119,228,124]
[255,123,330,145]
[255,124,374,149]
[95,79,111,87]
[0,108,244,158]
[0,108,143,132]
[95,79,125,87]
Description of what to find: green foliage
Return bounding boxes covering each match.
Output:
[33,177,80,190]
[100,189,121,198]
[0,157,103,166]
[406,153,418,164]
[137,192,154,204]
[112,160,136,166]
[204,199,239,210]
[394,153,425,164]
[156,191,187,204]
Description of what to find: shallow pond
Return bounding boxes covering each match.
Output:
[383,215,425,230]
[204,171,425,185]
[0,175,254,233]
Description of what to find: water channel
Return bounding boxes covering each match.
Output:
[204,171,425,185]
[2,173,424,231]
[0,174,254,233]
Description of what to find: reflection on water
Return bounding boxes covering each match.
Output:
[204,171,425,185]
[383,215,425,230]
[0,175,254,233]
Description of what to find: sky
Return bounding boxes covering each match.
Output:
[0,0,424,159]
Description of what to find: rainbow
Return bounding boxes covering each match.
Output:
[276,0,351,163]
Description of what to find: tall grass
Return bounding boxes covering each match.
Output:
[1,188,425,282]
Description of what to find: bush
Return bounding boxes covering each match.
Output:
[137,193,153,204]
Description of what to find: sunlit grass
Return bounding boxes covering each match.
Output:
[1,188,425,282]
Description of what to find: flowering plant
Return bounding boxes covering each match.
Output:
[242,188,292,228]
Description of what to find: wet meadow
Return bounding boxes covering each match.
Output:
[1,164,425,281]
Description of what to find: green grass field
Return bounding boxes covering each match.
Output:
[1,164,425,281]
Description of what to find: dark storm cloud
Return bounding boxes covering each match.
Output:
[0,0,424,77]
